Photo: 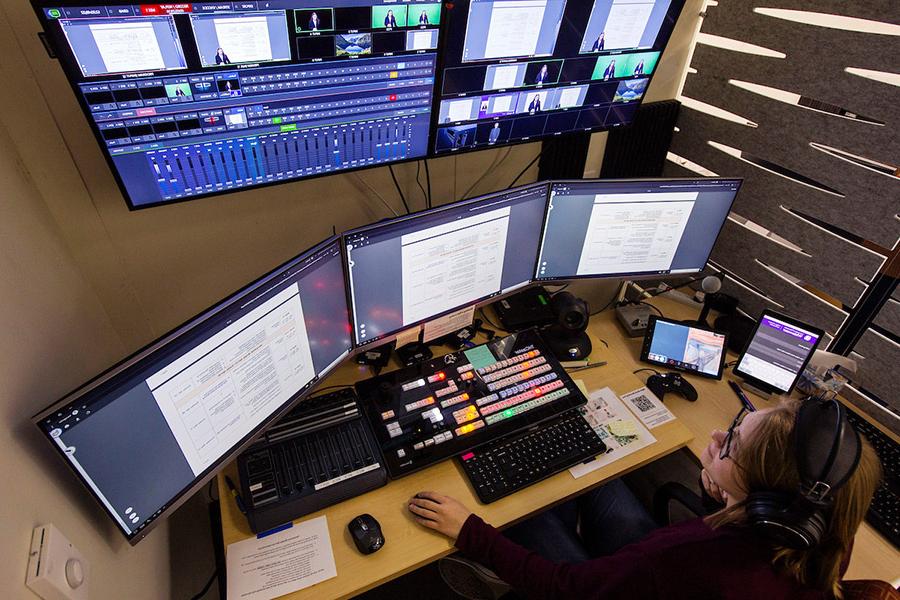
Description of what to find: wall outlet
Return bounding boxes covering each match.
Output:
[26,524,89,600]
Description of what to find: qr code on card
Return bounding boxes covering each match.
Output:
[631,394,655,412]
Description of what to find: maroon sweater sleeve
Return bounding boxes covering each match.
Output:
[455,514,655,600]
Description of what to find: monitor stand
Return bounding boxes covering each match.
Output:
[741,381,776,400]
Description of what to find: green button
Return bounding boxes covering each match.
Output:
[280,124,297,132]
[272,117,282,124]
[48,8,61,17]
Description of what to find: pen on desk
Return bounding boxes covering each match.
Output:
[728,380,756,412]
[565,361,608,371]
[224,475,247,515]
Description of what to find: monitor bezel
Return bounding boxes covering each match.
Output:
[30,0,450,211]
[341,181,551,348]
[533,177,743,283]
[428,0,687,158]
[732,309,825,395]
[32,235,352,544]
[640,314,729,380]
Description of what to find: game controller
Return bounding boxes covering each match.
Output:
[647,372,698,402]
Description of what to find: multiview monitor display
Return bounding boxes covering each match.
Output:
[535,178,741,280]
[33,238,352,543]
[34,0,445,209]
[344,183,549,346]
[432,0,685,154]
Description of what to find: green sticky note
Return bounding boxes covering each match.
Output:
[464,346,496,371]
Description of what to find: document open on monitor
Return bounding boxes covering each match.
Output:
[605,0,655,50]
[90,21,166,74]
[577,193,695,275]
[483,0,548,59]
[148,284,315,475]
[213,16,274,63]
[401,207,510,324]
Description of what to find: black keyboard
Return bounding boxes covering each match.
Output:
[236,388,387,533]
[846,409,900,549]
[459,411,606,503]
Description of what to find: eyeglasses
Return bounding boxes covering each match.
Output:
[719,407,748,461]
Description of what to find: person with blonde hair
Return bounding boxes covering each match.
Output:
[408,397,881,599]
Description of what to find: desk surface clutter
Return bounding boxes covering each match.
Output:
[218,294,900,599]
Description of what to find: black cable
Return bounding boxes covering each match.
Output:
[308,384,354,398]
[639,301,664,318]
[590,295,618,317]
[388,164,410,214]
[633,368,662,376]
[509,151,543,187]
[415,160,427,209]
[189,568,219,600]
[424,159,432,208]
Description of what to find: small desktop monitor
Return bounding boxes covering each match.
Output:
[344,182,549,346]
[733,310,824,394]
[432,0,685,155]
[33,238,352,543]
[534,178,741,281]
[641,316,728,379]
[33,0,446,208]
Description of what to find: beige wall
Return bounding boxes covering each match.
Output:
[0,0,700,595]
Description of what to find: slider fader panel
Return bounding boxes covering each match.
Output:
[356,329,587,478]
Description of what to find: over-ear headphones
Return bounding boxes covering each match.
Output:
[745,397,861,549]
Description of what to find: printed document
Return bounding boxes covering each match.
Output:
[214,16,273,63]
[227,516,337,600]
[483,0,547,59]
[621,386,675,429]
[570,385,656,478]
[401,207,510,325]
[90,21,166,74]
[576,192,695,275]
[488,65,521,89]
[605,0,655,49]
[148,284,315,475]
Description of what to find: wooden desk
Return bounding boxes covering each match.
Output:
[218,323,693,598]
[619,294,900,583]
[219,291,899,596]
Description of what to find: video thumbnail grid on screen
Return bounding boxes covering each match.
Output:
[39,0,444,208]
[433,0,683,154]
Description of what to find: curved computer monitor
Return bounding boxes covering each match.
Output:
[343,182,549,346]
[33,0,446,209]
[534,178,741,281]
[432,0,686,155]
[33,237,352,543]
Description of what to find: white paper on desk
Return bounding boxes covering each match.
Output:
[569,386,655,479]
[423,306,475,343]
[621,386,675,429]
[226,516,336,600]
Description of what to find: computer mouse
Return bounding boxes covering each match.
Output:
[348,513,384,555]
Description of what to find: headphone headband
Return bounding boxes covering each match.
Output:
[794,398,861,504]
[746,396,861,549]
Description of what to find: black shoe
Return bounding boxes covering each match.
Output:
[438,556,511,600]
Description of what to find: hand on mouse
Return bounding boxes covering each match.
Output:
[407,491,472,540]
